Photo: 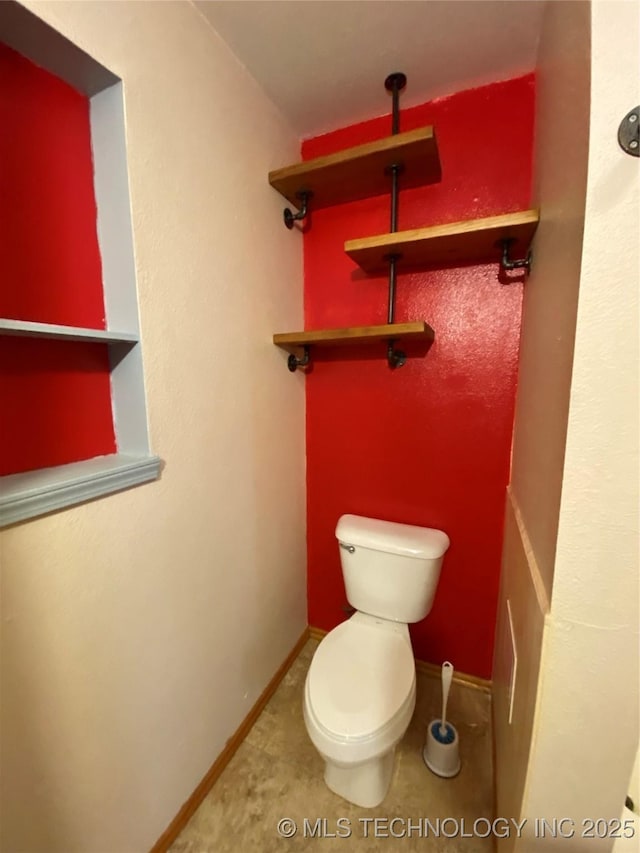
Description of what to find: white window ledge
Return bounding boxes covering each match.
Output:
[0,454,161,527]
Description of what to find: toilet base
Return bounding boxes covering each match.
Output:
[323,748,396,808]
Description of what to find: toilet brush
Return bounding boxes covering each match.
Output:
[423,661,461,777]
[437,660,455,742]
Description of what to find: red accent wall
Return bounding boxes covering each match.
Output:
[304,76,535,679]
[0,43,116,476]
[0,43,107,327]
[0,337,115,476]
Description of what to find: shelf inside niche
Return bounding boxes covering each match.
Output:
[0,318,138,345]
[273,321,434,355]
[268,126,441,209]
[344,210,540,274]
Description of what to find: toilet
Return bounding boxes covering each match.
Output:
[303,514,450,808]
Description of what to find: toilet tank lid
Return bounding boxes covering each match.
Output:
[335,514,450,559]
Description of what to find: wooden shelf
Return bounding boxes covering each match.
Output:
[269,127,441,210]
[344,210,540,274]
[273,321,434,355]
[0,318,138,344]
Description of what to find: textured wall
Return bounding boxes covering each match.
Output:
[0,2,305,851]
[494,1,640,847]
[303,77,535,680]
[521,0,639,843]
[492,3,591,842]
[509,2,592,600]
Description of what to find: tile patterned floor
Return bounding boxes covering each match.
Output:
[170,639,494,852]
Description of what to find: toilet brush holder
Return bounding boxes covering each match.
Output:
[423,719,461,778]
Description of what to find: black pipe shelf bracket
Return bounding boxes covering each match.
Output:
[287,346,310,372]
[284,191,312,229]
[387,340,406,369]
[285,339,408,372]
[500,238,532,274]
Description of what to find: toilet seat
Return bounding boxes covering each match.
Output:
[306,617,415,741]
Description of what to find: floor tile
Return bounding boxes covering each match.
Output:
[170,638,494,852]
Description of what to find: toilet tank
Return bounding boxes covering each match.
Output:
[335,514,450,623]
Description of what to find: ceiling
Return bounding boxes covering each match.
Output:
[195,0,545,139]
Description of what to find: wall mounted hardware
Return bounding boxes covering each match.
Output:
[385,73,406,133]
[387,255,399,323]
[345,210,539,274]
[618,106,639,156]
[499,238,532,274]
[270,74,440,373]
[268,127,440,212]
[287,345,310,372]
[269,71,540,373]
[283,191,312,229]
[384,73,405,330]
[273,322,434,372]
[387,341,406,369]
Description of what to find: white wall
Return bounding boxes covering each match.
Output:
[521,2,639,845]
[0,2,306,851]
[509,0,591,601]
[493,0,591,840]
[495,1,640,849]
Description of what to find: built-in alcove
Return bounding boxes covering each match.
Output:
[0,2,160,526]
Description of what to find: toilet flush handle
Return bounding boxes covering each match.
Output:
[340,543,355,554]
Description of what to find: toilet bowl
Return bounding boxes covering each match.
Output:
[303,514,450,807]
[304,613,416,807]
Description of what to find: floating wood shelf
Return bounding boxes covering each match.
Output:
[269,127,441,210]
[273,321,434,355]
[344,210,540,274]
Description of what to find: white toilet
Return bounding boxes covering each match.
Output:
[303,513,450,808]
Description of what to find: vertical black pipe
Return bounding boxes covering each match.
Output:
[387,74,404,234]
[391,83,400,134]
[387,256,397,324]
[384,74,406,327]
[385,72,405,135]
[390,165,399,232]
